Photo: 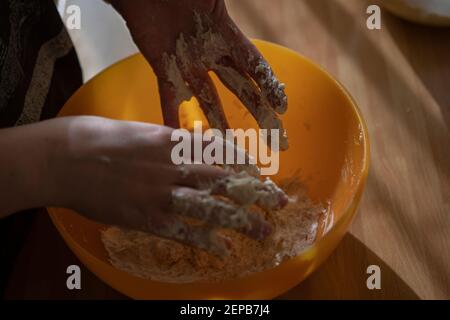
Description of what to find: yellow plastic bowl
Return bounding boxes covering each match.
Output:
[48,40,370,299]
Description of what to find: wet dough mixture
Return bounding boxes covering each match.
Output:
[101,178,327,283]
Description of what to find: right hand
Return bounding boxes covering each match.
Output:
[110,0,289,150]
[47,116,286,254]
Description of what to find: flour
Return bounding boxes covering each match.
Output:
[101,177,327,283]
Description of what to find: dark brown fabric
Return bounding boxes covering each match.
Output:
[0,0,82,127]
[0,0,83,296]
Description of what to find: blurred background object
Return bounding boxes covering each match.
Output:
[57,0,138,82]
[376,0,450,26]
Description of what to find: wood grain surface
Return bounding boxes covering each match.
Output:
[4,0,450,299]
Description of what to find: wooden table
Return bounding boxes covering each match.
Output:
[4,0,449,299]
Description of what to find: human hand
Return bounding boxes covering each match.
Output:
[48,116,287,254]
[111,0,289,150]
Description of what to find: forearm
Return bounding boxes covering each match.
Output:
[0,119,69,218]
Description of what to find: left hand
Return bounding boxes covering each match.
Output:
[110,0,288,150]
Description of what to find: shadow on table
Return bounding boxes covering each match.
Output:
[300,0,449,299]
[385,17,450,130]
[3,211,126,300]
[280,232,419,300]
[384,17,450,198]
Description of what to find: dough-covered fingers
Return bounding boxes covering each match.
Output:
[171,187,272,240]
[209,171,288,211]
[212,63,288,150]
[146,212,230,255]
[156,54,194,128]
[205,135,261,177]
[185,70,229,132]
[175,163,230,188]
[229,26,288,115]
[157,78,182,128]
[173,163,287,210]
[171,133,260,176]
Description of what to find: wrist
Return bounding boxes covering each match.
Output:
[21,118,75,211]
[14,117,94,212]
[0,119,66,215]
[41,116,103,211]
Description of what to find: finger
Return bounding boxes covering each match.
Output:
[170,131,260,176]
[171,187,272,240]
[172,164,287,211]
[156,54,194,128]
[157,79,181,128]
[183,68,230,133]
[173,39,229,132]
[232,34,287,115]
[175,164,230,188]
[145,212,230,256]
[201,134,261,176]
[221,21,287,114]
[209,172,289,211]
[212,62,289,150]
